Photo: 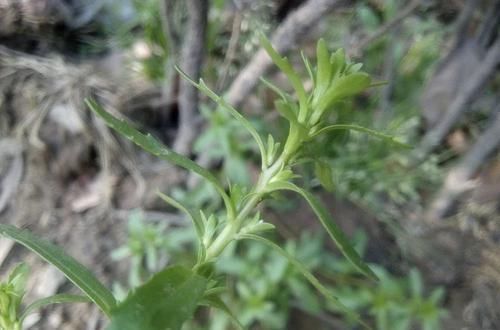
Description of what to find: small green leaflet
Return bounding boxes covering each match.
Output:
[315,39,333,96]
[107,265,207,330]
[260,35,308,122]
[309,124,411,148]
[176,68,268,169]
[21,294,90,322]
[0,224,116,316]
[156,191,204,242]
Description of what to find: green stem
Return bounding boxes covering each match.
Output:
[204,157,285,261]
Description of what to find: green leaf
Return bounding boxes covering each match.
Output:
[201,295,244,330]
[156,192,204,243]
[275,100,299,124]
[0,224,116,316]
[8,263,29,290]
[239,234,369,328]
[260,35,308,122]
[330,48,346,78]
[318,73,372,113]
[176,68,267,169]
[309,124,411,148]
[260,77,289,101]
[21,294,90,322]
[262,182,378,281]
[348,62,363,73]
[107,265,207,330]
[315,39,333,96]
[314,160,334,191]
[86,99,235,220]
[157,191,206,262]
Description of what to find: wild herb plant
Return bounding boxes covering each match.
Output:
[0,263,89,330]
[0,38,407,329]
[111,210,195,301]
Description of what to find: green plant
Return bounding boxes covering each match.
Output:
[332,263,447,330]
[0,263,89,330]
[111,210,195,300]
[212,231,447,330]
[113,211,447,330]
[0,37,407,329]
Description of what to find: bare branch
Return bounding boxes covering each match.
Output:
[414,38,500,162]
[172,0,208,155]
[426,108,500,220]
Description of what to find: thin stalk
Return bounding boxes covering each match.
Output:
[204,156,285,261]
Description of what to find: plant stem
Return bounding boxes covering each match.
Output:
[204,156,285,261]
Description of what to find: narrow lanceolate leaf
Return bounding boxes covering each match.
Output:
[260,36,308,120]
[107,265,207,330]
[262,182,378,281]
[300,51,315,86]
[239,234,369,329]
[315,39,333,96]
[309,124,411,148]
[0,224,116,315]
[21,294,90,322]
[157,191,204,242]
[176,68,267,168]
[86,99,235,220]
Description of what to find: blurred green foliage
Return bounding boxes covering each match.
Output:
[113,211,447,329]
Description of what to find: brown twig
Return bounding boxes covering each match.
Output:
[426,107,500,220]
[414,38,500,162]
[172,0,209,155]
[216,11,243,92]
